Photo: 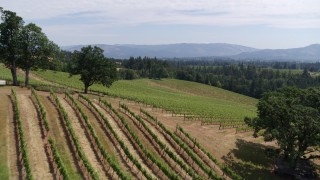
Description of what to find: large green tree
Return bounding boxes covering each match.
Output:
[18,23,58,86]
[70,45,117,93]
[245,87,320,165]
[0,8,24,85]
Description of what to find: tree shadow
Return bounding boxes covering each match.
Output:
[222,139,289,180]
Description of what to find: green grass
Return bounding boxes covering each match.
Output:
[310,72,320,77]
[0,64,49,86]
[262,68,303,75]
[0,64,24,82]
[34,69,257,119]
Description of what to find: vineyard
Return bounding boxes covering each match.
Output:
[0,66,281,179]
[0,87,240,179]
[32,69,257,119]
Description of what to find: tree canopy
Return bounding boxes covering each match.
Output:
[245,87,320,165]
[0,8,24,85]
[70,45,117,93]
[18,23,59,86]
[0,8,58,86]
[121,56,169,79]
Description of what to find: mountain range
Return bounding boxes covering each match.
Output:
[62,43,320,61]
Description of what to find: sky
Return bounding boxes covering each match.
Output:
[1,0,320,49]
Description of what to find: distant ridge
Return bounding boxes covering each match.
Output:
[232,44,320,61]
[61,43,320,61]
[61,43,257,59]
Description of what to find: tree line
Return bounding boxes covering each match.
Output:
[115,58,320,98]
[119,56,170,79]
[174,63,320,98]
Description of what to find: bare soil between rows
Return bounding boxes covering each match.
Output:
[18,94,53,179]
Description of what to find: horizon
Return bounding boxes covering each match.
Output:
[61,42,320,50]
[2,0,320,49]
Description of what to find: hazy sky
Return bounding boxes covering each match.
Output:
[1,0,320,49]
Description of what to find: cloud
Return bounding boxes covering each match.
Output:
[1,0,320,28]
[173,9,229,16]
[1,0,319,47]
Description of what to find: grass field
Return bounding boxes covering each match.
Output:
[0,64,24,82]
[0,64,48,86]
[262,68,303,74]
[33,69,257,120]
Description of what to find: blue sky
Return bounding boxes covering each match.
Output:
[1,0,320,49]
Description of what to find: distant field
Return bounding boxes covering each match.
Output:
[34,69,257,119]
[190,65,304,74]
[262,68,303,74]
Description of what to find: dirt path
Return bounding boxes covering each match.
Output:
[93,102,157,179]
[58,96,107,179]
[18,94,53,179]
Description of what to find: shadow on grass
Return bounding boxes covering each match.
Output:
[222,139,288,180]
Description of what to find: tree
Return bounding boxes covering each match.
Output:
[70,45,117,93]
[245,87,320,166]
[18,23,58,86]
[119,69,138,80]
[0,8,24,85]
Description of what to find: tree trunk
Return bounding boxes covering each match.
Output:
[25,68,30,87]
[84,84,89,94]
[10,63,18,86]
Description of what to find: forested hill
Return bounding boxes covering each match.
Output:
[62,43,320,61]
[232,44,320,61]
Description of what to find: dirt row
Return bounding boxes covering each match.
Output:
[41,94,83,179]
[108,96,233,179]
[58,96,108,179]
[18,94,53,179]
[119,108,193,179]
[92,101,156,179]
[76,98,133,178]
[100,96,227,179]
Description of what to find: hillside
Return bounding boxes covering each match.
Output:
[33,69,257,119]
[232,44,320,61]
[1,65,286,179]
